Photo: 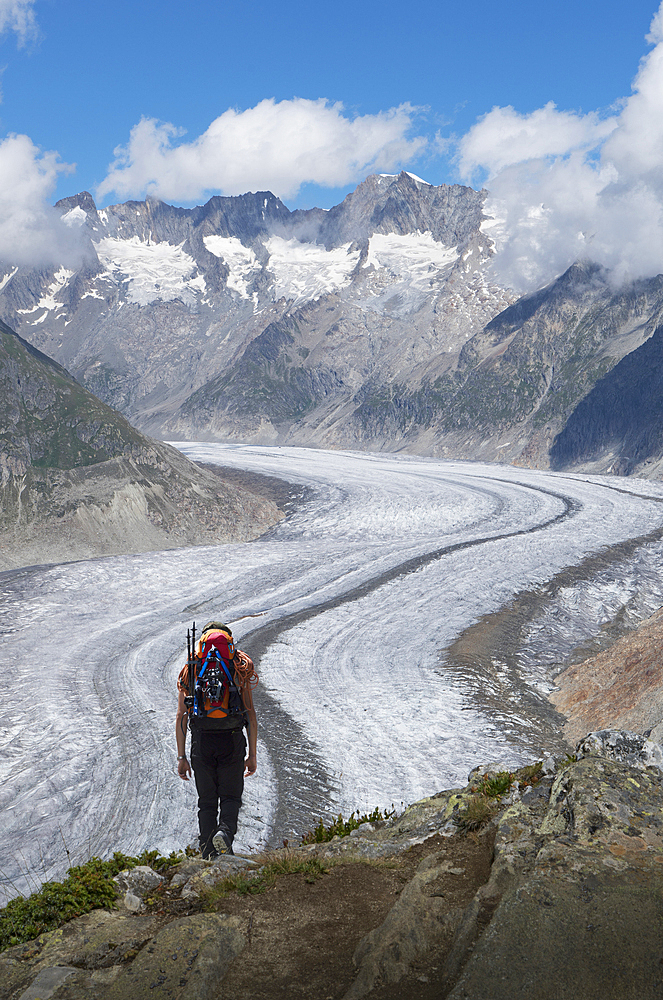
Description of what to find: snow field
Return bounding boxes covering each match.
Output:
[16,267,74,324]
[264,236,360,304]
[88,226,469,312]
[94,236,206,306]
[363,231,459,289]
[203,235,262,299]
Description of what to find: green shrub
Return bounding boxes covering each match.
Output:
[471,761,544,801]
[0,850,180,952]
[480,771,514,798]
[459,761,546,832]
[301,806,395,845]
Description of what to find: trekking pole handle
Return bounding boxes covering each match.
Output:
[187,621,197,710]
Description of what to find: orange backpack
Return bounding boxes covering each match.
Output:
[180,622,258,730]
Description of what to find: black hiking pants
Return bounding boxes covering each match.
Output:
[190,726,246,854]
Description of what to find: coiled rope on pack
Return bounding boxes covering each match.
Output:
[233,650,259,710]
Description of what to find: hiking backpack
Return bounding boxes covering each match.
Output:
[185,623,246,730]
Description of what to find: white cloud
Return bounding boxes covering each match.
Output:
[0,133,83,266]
[97,98,427,202]
[458,1,663,292]
[647,3,663,43]
[458,103,619,180]
[0,0,37,45]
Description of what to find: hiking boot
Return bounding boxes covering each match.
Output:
[212,825,234,855]
[202,848,220,861]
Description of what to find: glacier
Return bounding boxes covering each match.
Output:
[2,445,663,903]
[94,236,206,307]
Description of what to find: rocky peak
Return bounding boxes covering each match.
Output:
[196,190,292,242]
[312,172,486,250]
[55,190,98,215]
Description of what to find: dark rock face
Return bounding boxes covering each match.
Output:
[550,322,663,473]
[193,190,292,242]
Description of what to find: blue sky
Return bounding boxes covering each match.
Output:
[2,0,663,292]
[1,0,659,210]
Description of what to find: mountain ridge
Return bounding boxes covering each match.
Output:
[3,174,663,476]
[0,173,511,440]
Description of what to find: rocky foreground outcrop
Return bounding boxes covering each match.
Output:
[3,729,663,1000]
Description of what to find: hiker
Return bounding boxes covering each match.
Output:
[175,621,258,859]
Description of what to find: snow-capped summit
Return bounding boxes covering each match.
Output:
[0,173,513,444]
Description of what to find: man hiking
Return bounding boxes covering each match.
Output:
[176,621,258,858]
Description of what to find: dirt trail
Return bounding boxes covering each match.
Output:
[204,833,493,1000]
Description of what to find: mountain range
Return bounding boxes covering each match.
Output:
[2,172,663,476]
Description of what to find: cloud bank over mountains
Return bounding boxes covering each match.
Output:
[0,133,82,266]
[97,98,427,202]
[4,3,663,295]
[463,0,663,291]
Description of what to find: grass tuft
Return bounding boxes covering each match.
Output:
[457,795,498,832]
[203,854,329,904]
[301,807,395,845]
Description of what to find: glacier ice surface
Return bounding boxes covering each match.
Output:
[2,446,663,902]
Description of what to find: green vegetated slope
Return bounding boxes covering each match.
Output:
[0,320,282,569]
[0,319,150,475]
